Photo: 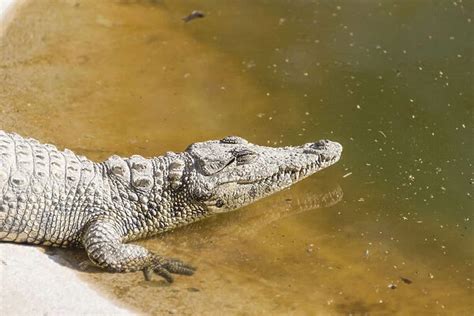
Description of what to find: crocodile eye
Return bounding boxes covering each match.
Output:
[235,149,258,165]
[220,136,248,145]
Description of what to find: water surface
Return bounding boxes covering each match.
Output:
[1,0,472,314]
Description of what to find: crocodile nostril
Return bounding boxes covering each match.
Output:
[312,140,328,150]
[220,136,248,144]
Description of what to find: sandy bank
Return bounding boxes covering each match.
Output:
[0,244,132,315]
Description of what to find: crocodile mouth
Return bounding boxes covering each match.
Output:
[236,155,338,185]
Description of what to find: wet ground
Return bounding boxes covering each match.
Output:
[1,0,472,314]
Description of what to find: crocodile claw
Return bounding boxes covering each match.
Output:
[143,257,196,282]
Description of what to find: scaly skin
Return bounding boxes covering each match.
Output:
[0,131,342,282]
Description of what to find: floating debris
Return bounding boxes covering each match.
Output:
[364,249,370,259]
[388,283,397,290]
[183,10,205,23]
[342,172,353,178]
[378,130,387,138]
[400,277,413,284]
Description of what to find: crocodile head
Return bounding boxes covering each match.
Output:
[183,136,342,214]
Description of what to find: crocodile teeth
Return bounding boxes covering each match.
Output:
[238,161,318,185]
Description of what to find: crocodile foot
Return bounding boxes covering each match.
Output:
[143,256,196,282]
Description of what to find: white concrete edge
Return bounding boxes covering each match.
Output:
[0,244,133,315]
[0,0,16,16]
[0,0,27,37]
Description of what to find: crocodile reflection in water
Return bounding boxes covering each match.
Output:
[149,183,344,248]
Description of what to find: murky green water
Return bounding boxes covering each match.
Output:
[1,0,472,314]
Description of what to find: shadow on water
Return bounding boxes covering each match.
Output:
[1,0,472,314]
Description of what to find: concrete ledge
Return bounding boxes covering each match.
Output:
[0,243,132,315]
[0,0,27,36]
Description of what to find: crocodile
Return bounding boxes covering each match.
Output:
[0,131,342,282]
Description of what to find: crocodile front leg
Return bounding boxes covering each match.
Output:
[81,217,196,282]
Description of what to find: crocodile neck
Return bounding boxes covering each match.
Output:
[103,154,210,242]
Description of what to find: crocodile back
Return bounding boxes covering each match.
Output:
[0,131,101,246]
